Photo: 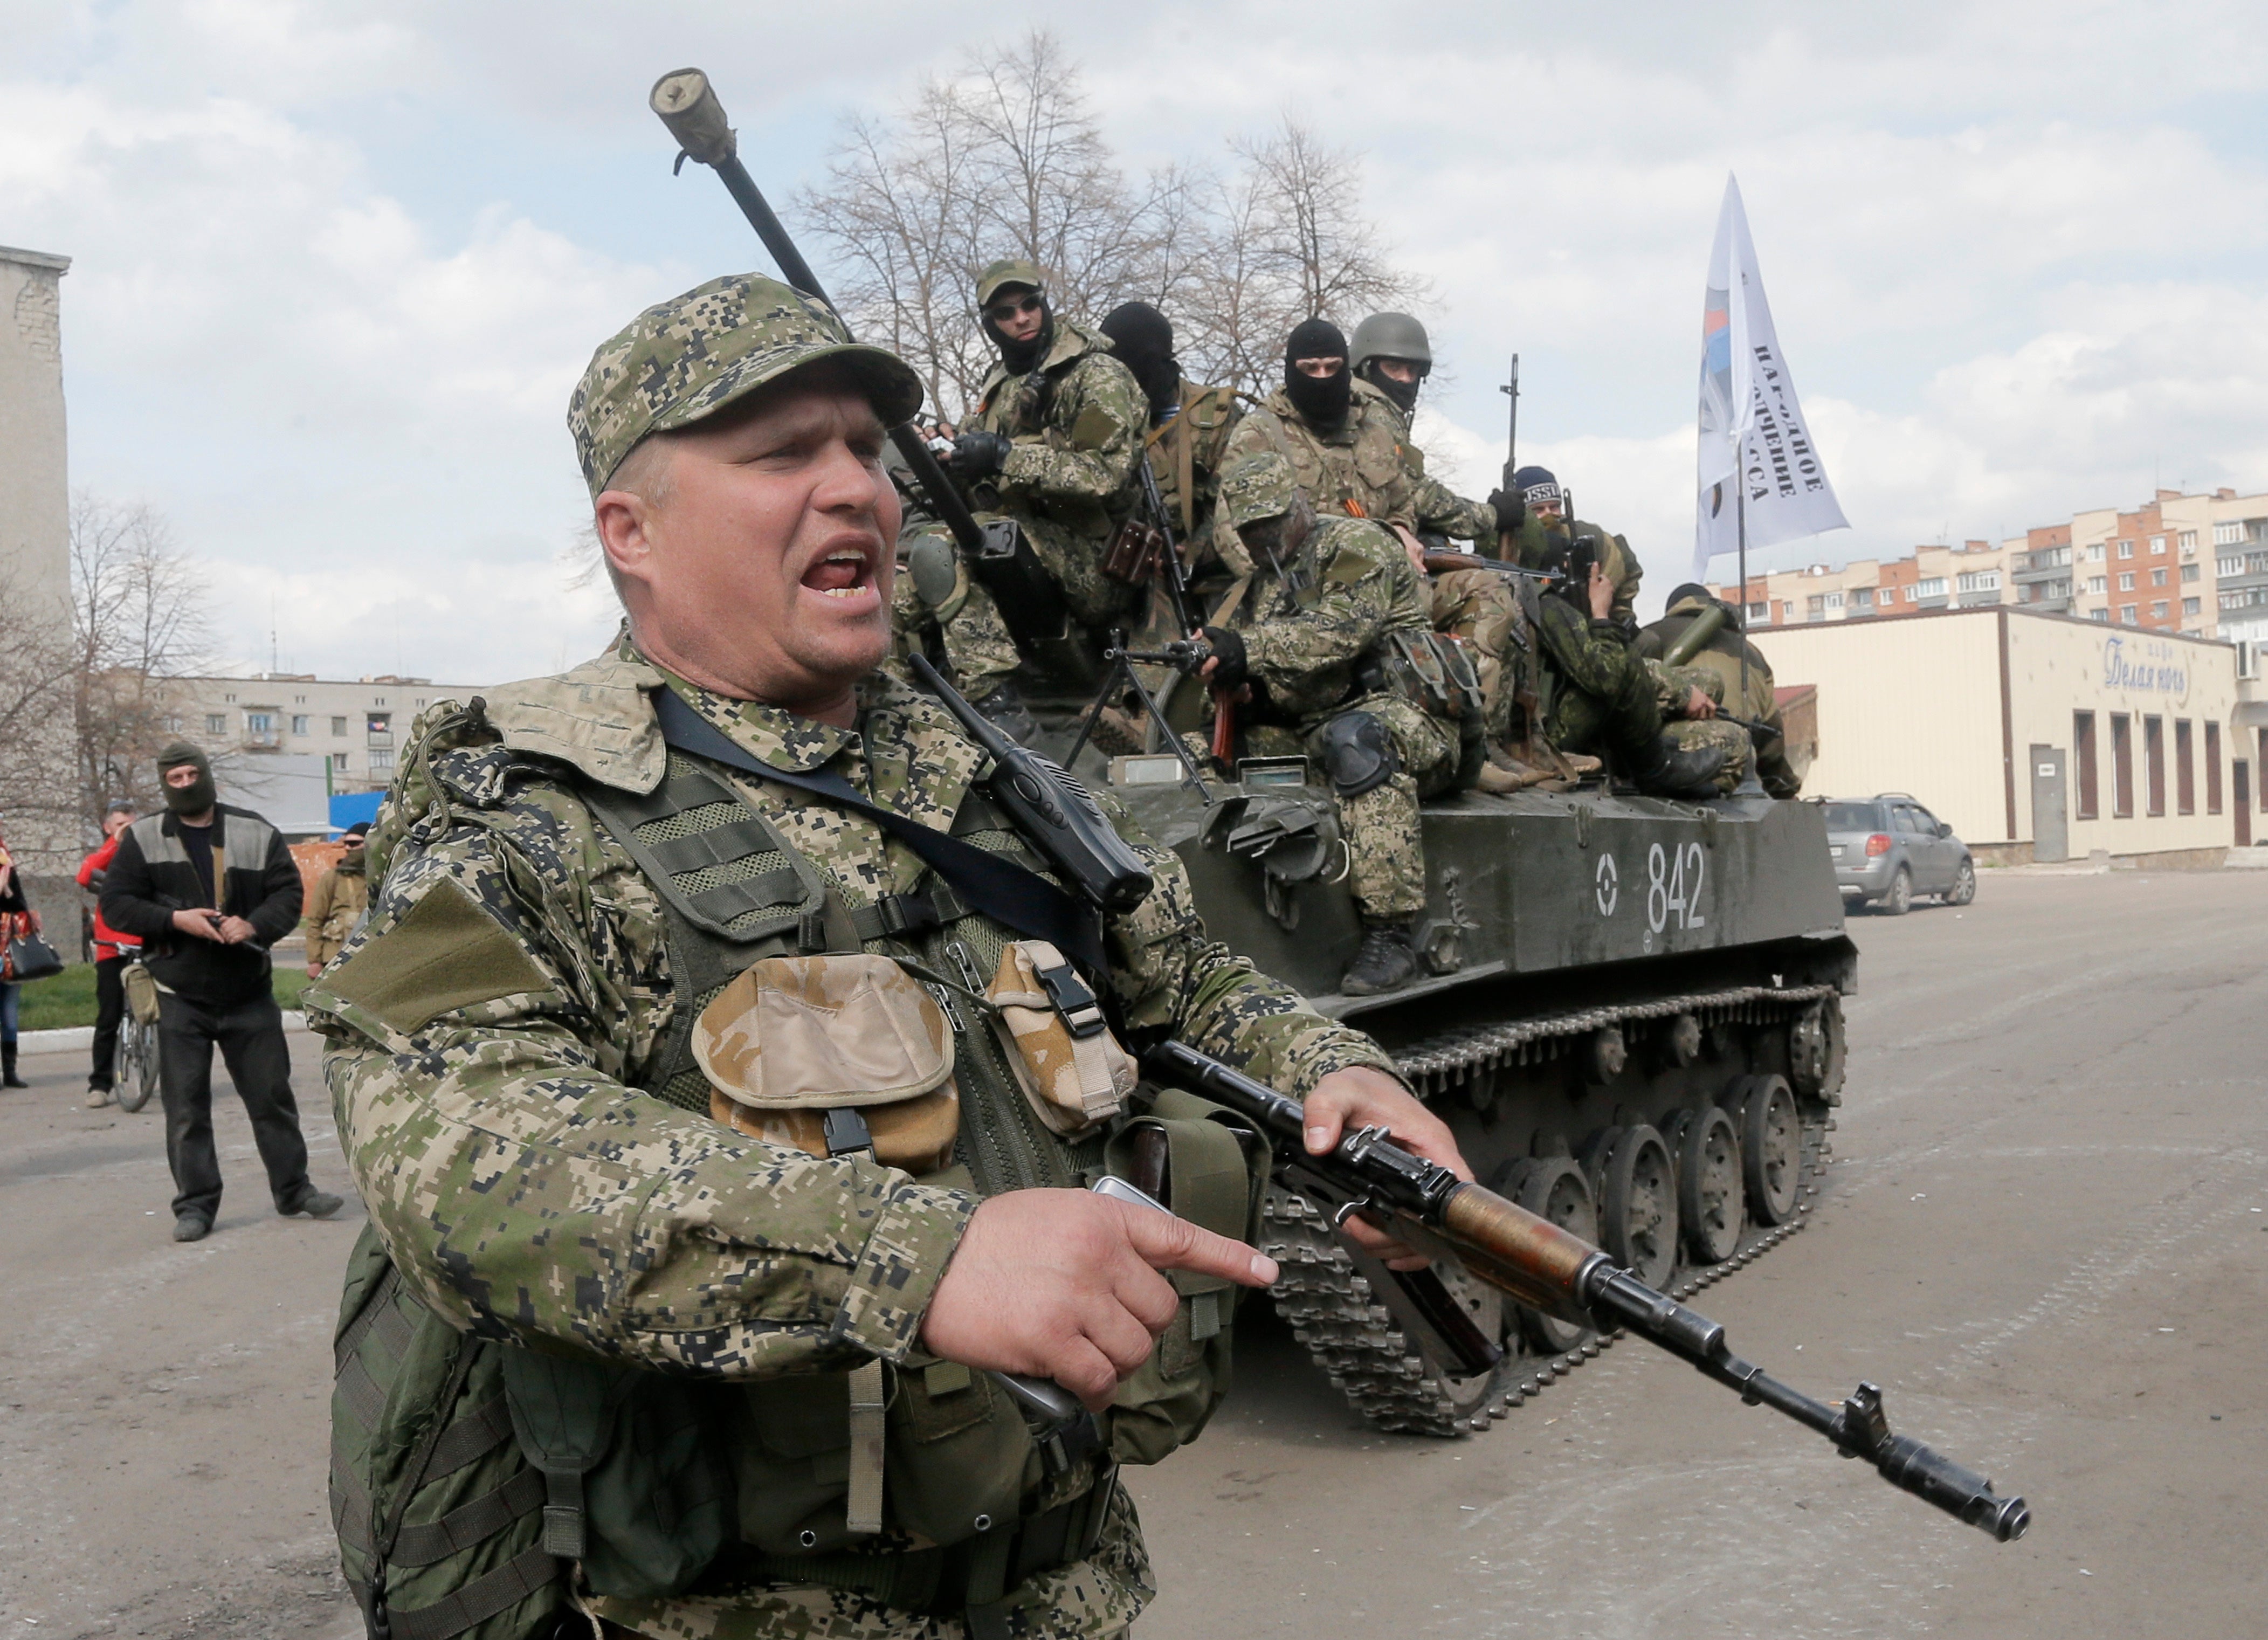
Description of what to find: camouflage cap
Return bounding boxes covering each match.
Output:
[1217,451,1299,531]
[975,258,1046,308]
[567,272,923,497]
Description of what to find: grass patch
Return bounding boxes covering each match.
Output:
[12,962,312,1031]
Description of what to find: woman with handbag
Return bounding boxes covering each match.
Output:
[0,819,52,1089]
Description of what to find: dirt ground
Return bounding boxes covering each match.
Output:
[2,870,2261,1638]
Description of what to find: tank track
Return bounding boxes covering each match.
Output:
[1261,983,1841,1437]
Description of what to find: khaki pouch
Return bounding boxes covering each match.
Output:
[694,953,959,1174]
[122,961,161,1026]
[984,940,1135,1138]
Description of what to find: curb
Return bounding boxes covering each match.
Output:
[16,1011,308,1055]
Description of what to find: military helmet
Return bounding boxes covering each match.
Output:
[568,272,922,498]
[1217,451,1299,531]
[1350,311,1432,373]
[976,258,1047,308]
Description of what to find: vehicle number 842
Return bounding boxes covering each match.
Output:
[1645,841,1707,933]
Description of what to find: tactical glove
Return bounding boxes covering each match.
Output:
[949,430,1012,480]
[1487,487,1526,536]
[1200,625,1249,692]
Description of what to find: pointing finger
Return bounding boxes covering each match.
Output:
[1114,1201,1277,1288]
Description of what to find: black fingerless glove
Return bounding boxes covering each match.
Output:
[1486,487,1526,536]
[948,430,1012,480]
[1200,625,1249,692]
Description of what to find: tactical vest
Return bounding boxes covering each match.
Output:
[330,738,1263,1640]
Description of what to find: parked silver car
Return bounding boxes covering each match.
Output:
[1822,795,1976,914]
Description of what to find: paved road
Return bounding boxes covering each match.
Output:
[2,871,2261,1637]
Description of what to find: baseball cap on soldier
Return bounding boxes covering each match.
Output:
[975,258,1046,308]
[567,272,923,497]
[1217,451,1299,532]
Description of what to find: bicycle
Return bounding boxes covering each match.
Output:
[114,951,161,1114]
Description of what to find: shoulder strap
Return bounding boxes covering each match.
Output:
[649,690,1107,978]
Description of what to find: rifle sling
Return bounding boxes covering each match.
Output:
[649,689,1107,977]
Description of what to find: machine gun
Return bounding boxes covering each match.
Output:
[1143,1040,2031,1542]
[650,69,1070,647]
[1419,548,1563,584]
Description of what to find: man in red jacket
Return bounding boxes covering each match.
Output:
[77,800,142,1109]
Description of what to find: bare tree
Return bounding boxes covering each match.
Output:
[796,34,1430,418]
[70,493,213,823]
[0,571,75,850]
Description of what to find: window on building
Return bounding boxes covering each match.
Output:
[2150,535,2166,554]
[2150,568,2167,586]
[2181,562,2200,582]
[1747,602,1769,621]
[2074,712,2099,819]
[223,692,237,704]
[2088,575,2107,594]
[245,712,273,733]
[1806,594,1825,619]
[1850,587,1874,609]
[2112,714,2134,816]
[291,714,310,735]
[163,714,182,732]
[2176,719,2195,815]
[2121,607,2140,625]
[1916,577,1948,597]
[1957,570,2000,592]
[2180,531,2198,555]
[2145,716,2166,815]
[2086,542,2105,562]
[331,752,349,775]
[2207,722,2223,814]
[2118,540,2134,559]
[368,712,393,738]
[2184,597,2202,616]
[2091,609,2110,623]
[294,694,307,705]
[330,715,348,736]
[2216,521,2243,546]
[1825,591,1843,609]
[2217,554,2244,575]
[2260,729,2268,812]
[369,747,396,774]
[203,713,225,735]
[1781,601,1794,619]
[2119,572,2135,591]
[2152,601,2169,619]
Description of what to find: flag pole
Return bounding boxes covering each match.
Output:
[1735,439,1750,714]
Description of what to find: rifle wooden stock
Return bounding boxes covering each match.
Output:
[1433,1182,1603,1325]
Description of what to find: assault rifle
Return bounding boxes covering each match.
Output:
[1142,1041,2031,1542]
[1419,548,1562,584]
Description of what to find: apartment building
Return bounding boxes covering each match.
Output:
[159,673,487,793]
[1715,485,2268,646]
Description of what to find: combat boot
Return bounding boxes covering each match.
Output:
[970,682,1039,747]
[282,1188,345,1219]
[2,1043,24,1088]
[1636,734,1727,800]
[1341,919,1419,996]
[1472,759,1527,795]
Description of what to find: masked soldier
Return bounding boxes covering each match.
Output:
[1529,548,1751,798]
[1198,453,1480,996]
[899,260,1148,739]
[1503,464,1644,630]
[1636,584,1802,797]
[312,273,1461,1640]
[1098,301,1240,564]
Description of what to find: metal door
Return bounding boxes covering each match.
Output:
[2030,745,2068,863]
[2237,762,2253,848]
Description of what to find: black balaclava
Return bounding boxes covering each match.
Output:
[1100,301,1181,421]
[983,284,1054,375]
[156,741,217,817]
[1356,359,1422,416]
[1284,318,1352,428]
[339,829,368,873]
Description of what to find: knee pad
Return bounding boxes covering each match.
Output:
[1320,711,1400,796]
[905,533,962,610]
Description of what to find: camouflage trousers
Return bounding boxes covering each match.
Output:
[592,1484,1150,1639]
[1270,694,1457,922]
[1429,568,1525,747]
[892,513,1138,695]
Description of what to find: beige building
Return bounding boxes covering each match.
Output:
[160,673,489,794]
[1715,485,2268,650]
[1753,607,2258,864]
[1,244,77,878]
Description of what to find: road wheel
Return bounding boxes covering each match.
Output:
[1945,859,1976,906]
[1676,1106,1745,1264]
[1878,866,1913,915]
[1600,1126,1679,1288]
[1509,1157,1598,1355]
[1733,1073,1802,1226]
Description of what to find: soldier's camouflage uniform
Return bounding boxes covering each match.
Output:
[1144,381,1241,574]
[901,321,1147,692]
[1635,594,1800,797]
[308,635,1402,1639]
[1529,591,1750,795]
[1504,513,1644,631]
[1228,518,1459,922]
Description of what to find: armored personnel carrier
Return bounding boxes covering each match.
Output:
[1099,732,1853,1435]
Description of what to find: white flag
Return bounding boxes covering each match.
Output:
[1692,175,1848,583]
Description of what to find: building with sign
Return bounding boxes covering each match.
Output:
[1751,606,2259,864]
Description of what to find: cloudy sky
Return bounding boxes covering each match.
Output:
[7,1,2266,682]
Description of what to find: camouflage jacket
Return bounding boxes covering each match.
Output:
[1234,516,1435,725]
[1530,586,1651,716]
[1636,596,1800,796]
[973,320,1147,543]
[1143,381,1241,553]
[1217,381,1420,547]
[1506,514,1644,629]
[307,632,1392,1370]
[1370,389,1497,544]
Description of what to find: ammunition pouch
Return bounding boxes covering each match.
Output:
[964,515,1071,647]
[1100,515,1168,587]
[1358,629,1485,724]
